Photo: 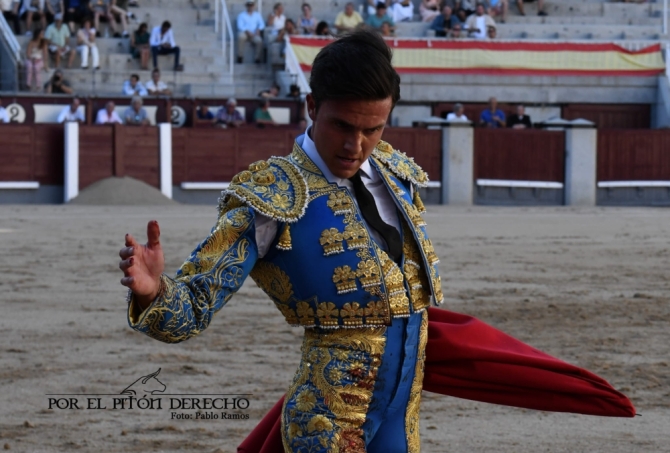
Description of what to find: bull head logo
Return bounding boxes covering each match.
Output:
[120,368,167,395]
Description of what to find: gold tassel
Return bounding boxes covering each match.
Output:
[413,190,426,213]
[276,224,292,250]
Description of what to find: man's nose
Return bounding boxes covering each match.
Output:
[343,131,363,154]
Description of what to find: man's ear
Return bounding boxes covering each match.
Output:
[306,93,317,122]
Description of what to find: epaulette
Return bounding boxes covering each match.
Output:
[371,140,429,188]
[218,157,308,223]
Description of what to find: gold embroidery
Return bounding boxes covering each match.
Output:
[320,227,345,256]
[401,220,431,312]
[316,302,339,328]
[371,146,429,188]
[341,302,365,327]
[249,261,294,303]
[276,223,292,251]
[296,301,315,325]
[413,190,426,213]
[342,223,368,250]
[327,191,355,215]
[333,265,358,294]
[355,259,381,288]
[376,140,394,154]
[402,199,427,228]
[248,160,270,172]
[405,310,428,452]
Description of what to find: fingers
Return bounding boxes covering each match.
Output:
[120,275,134,288]
[125,233,138,247]
[119,257,134,273]
[147,220,161,248]
[119,246,134,259]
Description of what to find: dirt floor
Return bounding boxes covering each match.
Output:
[0,204,668,453]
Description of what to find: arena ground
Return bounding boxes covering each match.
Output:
[0,204,668,452]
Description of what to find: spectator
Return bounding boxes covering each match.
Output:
[254,98,276,126]
[287,84,300,99]
[96,101,123,123]
[479,97,506,128]
[2,0,21,34]
[454,7,468,24]
[366,2,395,32]
[314,20,332,36]
[44,0,62,24]
[91,0,114,36]
[25,27,48,91]
[45,13,74,68]
[487,0,508,23]
[486,24,496,38]
[150,20,183,71]
[334,2,362,34]
[365,0,376,17]
[451,22,463,38]
[122,73,148,96]
[465,2,495,39]
[123,95,150,126]
[258,82,279,98]
[299,3,317,35]
[44,68,73,93]
[507,104,532,129]
[20,0,46,35]
[391,0,413,23]
[380,20,393,37]
[430,5,456,37]
[196,105,214,120]
[108,0,129,37]
[236,0,264,64]
[265,2,285,42]
[76,18,99,69]
[215,98,245,128]
[57,97,84,123]
[516,0,546,17]
[63,0,90,33]
[419,0,439,22]
[276,18,298,41]
[0,97,9,123]
[130,22,150,70]
[458,0,476,15]
[446,103,469,122]
[145,68,171,95]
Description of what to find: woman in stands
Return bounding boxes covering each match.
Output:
[299,3,317,35]
[419,0,440,22]
[25,27,49,92]
[130,22,150,70]
[266,2,286,43]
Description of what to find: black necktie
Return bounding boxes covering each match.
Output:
[348,170,402,262]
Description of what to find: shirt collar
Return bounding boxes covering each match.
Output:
[299,126,375,183]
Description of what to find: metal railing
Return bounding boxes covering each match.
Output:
[664,0,668,36]
[0,14,20,62]
[214,0,235,77]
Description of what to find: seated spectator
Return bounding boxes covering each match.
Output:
[96,101,123,123]
[265,2,285,42]
[130,22,150,70]
[25,28,49,92]
[465,3,495,39]
[391,0,414,23]
[122,73,148,96]
[366,2,395,33]
[479,97,506,128]
[254,99,276,127]
[44,69,73,94]
[64,0,91,34]
[458,0,476,15]
[145,68,171,95]
[380,21,393,37]
[57,97,84,123]
[197,105,215,120]
[0,97,10,123]
[419,0,439,22]
[454,7,468,24]
[236,0,264,64]
[507,104,532,129]
[315,20,332,36]
[258,82,279,98]
[215,98,245,128]
[150,20,183,71]
[123,96,150,126]
[446,103,469,122]
[20,0,46,35]
[451,22,463,38]
[90,0,115,36]
[486,24,496,38]
[287,84,300,99]
[2,0,21,34]
[487,0,508,23]
[45,0,63,24]
[76,18,99,69]
[108,0,129,37]
[45,13,74,68]
[277,18,298,41]
[334,2,362,35]
[516,0,546,17]
[299,3,317,35]
[430,6,456,37]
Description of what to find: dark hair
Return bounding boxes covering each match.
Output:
[309,28,400,110]
[130,73,139,80]
[152,68,160,75]
[138,22,148,32]
[315,21,329,35]
[161,21,171,29]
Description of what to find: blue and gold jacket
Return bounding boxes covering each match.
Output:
[128,140,443,342]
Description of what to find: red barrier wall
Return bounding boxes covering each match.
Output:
[598,130,670,181]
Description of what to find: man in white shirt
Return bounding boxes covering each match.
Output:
[57,97,85,123]
[446,103,469,122]
[145,68,171,96]
[236,0,264,64]
[0,97,10,123]
[123,73,148,96]
[149,20,182,71]
[391,0,414,23]
[95,101,123,124]
[465,2,495,40]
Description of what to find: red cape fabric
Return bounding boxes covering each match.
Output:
[238,308,635,453]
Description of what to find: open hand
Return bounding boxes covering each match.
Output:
[119,220,165,306]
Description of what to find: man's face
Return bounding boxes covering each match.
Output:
[152,72,160,82]
[130,77,138,87]
[307,95,392,179]
[517,105,524,116]
[227,103,236,113]
[489,97,497,110]
[476,4,485,15]
[133,101,141,111]
[71,99,79,111]
[452,25,462,37]
[345,3,353,15]
[106,103,114,114]
[377,6,386,17]
[442,6,451,17]
[161,25,169,34]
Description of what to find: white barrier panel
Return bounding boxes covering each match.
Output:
[159,123,172,199]
[64,122,79,202]
[477,179,564,189]
[181,182,230,190]
[0,182,40,189]
[598,181,670,188]
[34,104,85,123]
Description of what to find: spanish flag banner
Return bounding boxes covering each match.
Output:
[289,37,666,77]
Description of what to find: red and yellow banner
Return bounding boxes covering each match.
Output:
[289,37,666,77]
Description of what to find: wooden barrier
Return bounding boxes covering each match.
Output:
[474,129,565,182]
[380,128,442,180]
[564,104,651,130]
[0,124,64,184]
[597,130,670,181]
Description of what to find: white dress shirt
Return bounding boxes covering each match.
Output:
[446,112,469,122]
[236,10,265,33]
[57,105,85,123]
[252,128,402,258]
[96,108,123,124]
[149,26,176,47]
